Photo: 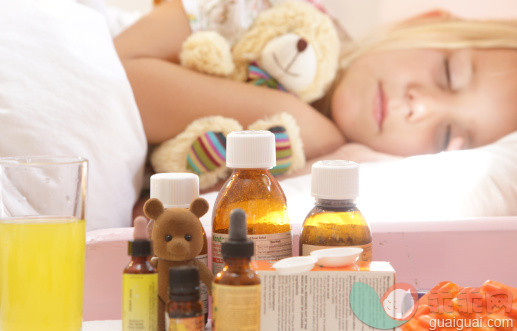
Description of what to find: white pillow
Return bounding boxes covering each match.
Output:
[0,0,147,230]
[357,131,517,221]
[240,131,517,224]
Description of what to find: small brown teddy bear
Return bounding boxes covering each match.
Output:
[143,197,213,331]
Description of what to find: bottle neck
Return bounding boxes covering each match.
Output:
[170,292,200,302]
[130,256,150,263]
[232,168,270,176]
[315,198,356,208]
[223,257,253,270]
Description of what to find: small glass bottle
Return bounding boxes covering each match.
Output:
[299,160,372,262]
[150,173,209,322]
[212,130,292,275]
[213,209,261,331]
[122,217,158,331]
[166,266,204,331]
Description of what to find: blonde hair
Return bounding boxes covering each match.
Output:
[316,16,517,116]
[342,16,517,67]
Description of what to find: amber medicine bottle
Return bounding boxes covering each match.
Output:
[212,130,292,274]
[299,160,372,261]
[122,217,158,331]
[166,266,204,331]
[213,209,261,331]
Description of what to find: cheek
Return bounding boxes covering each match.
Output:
[472,83,517,146]
[331,78,361,134]
[190,235,203,251]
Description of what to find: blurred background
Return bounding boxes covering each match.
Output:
[103,0,517,39]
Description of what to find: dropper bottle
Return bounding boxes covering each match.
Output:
[166,266,204,331]
[122,216,158,331]
[212,130,292,275]
[212,209,261,331]
[299,160,372,261]
[150,173,209,320]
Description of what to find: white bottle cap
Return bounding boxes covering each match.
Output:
[311,160,359,200]
[226,130,276,169]
[150,173,199,208]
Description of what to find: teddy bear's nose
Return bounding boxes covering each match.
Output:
[297,38,308,52]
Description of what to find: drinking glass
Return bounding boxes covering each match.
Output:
[0,156,87,331]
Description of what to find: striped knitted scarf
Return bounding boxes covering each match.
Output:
[247,62,286,92]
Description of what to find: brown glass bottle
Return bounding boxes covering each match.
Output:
[122,237,158,331]
[212,209,261,331]
[166,266,204,331]
[299,160,372,262]
[212,131,292,275]
[214,257,261,286]
[299,199,372,261]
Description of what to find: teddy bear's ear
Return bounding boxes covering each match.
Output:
[189,198,209,218]
[143,198,165,220]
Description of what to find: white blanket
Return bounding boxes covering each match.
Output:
[0,0,147,230]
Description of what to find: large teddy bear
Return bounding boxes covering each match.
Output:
[151,1,340,189]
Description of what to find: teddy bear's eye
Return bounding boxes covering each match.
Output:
[184,234,192,242]
[165,234,172,242]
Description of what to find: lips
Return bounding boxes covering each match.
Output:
[374,83,387,131]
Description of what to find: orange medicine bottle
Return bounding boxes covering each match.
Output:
[212,131,292,275]
[166,266,204,331]
[213,209,261,331]
[150,173,209,321]
[299,160,372,261]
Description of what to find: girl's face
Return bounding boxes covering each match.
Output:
[332,48,517,156]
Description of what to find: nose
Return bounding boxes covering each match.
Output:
[405,86,447,123]
[297,38,307,52]
[168,238,189,256]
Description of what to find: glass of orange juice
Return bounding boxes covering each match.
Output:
[0,156,87,331]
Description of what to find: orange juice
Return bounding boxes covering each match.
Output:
[0,217,85,331]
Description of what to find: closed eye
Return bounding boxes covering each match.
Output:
[443,57,452,90]
[443,124,452,151]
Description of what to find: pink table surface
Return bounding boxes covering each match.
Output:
[84,216,517,321]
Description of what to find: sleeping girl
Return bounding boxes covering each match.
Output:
[115,0,517,188]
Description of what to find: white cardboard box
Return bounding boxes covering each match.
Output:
[253,261,395,331]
